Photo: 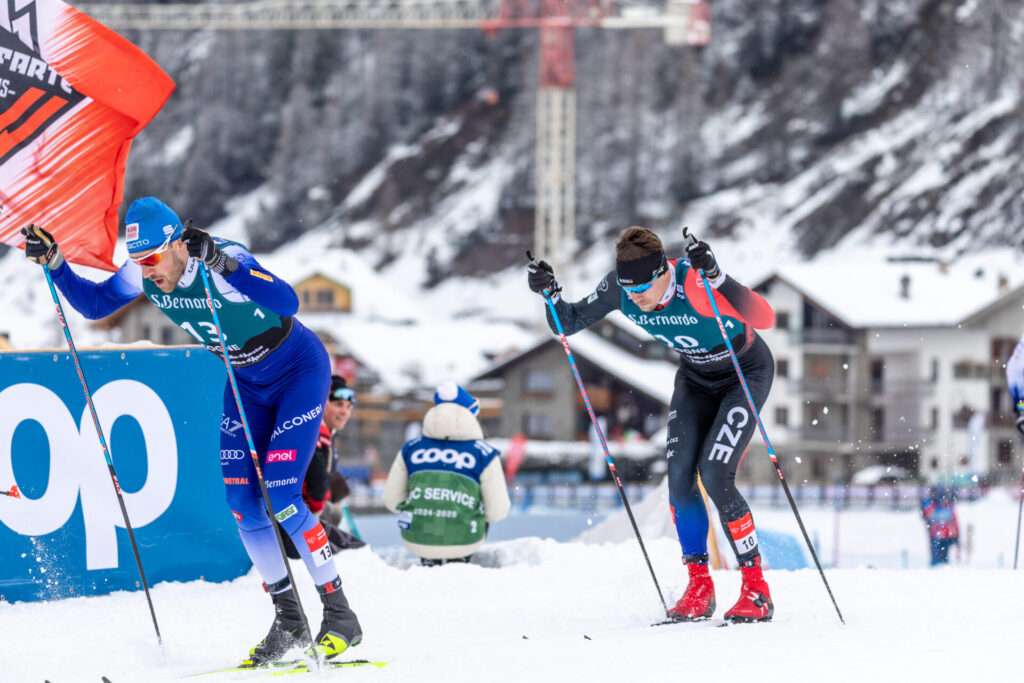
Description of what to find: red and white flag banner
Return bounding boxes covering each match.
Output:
[1,0,174,271]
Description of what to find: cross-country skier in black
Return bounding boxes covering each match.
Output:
[528,226,777,622]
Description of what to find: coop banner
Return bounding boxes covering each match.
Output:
[0,347,250,603]
[0,0,174,271]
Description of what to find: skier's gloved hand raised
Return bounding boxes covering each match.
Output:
[21,224,64,271]
[682,226,723,285]
[183,220,237,274]
[526,253,561,296]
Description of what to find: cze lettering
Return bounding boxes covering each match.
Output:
[0,381,177,570]
[409,447,476,470]
[707,407,749,465]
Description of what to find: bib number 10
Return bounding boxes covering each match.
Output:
[652,334,699,350]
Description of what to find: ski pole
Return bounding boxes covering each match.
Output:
[196,262,318,659]
[1013,462,1024,570]
[528,252,669,615]
[1,484,21,497]
[683,228,845,624]
[340,504,362,542]
[40,266,163,643]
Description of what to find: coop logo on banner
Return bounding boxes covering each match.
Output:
[0,380,177,570]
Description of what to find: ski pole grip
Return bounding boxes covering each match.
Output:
[526,250,555,300]
[682,226,698,251]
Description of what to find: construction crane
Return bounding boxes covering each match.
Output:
[75,0,710,274]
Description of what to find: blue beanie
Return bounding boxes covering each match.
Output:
[125,197,183,254]
[433,381,479,416]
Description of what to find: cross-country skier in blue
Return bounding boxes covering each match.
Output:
[21,197,361,664]
[528,226,777,623]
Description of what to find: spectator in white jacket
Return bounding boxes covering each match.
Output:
[382,382,510,565]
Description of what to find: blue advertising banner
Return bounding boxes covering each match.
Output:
[0,347,252,603]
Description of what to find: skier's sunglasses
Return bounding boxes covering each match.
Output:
[129,233,178,267]
[330,387,356,404]
[618,263,668,294]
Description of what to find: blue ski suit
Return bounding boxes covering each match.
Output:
[50,241,340,588]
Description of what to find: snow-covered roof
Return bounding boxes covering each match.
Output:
[477,328,678,405]
[760,248,1024,328]
[300,312,534,394]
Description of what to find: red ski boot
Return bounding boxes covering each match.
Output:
[667,558,716,621]
[724,556,773,623]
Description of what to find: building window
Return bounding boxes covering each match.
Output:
[991,388,1006,417]
[776,359,789,378]
[952,406,974,429]
[775,406,789,426]
[523,412,553,438]
[871,408,884,441]
[930,407,938,430]
[522,369,555,393]
[161,326,176,346]
[998,440,1013,465]
[776,312,790,330]
[870,359,885,393]
[316,289,334,307]
[302,291,312,308]
[812,456,826,479]
[930,359,939,382]
[953,361,987,379]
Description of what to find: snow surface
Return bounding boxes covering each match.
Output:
[5,488,1022,683]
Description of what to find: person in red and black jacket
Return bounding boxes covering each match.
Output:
[306,376,356,522]
[528,226,777,623]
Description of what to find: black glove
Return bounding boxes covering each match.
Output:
[527,254,561,296]
[683,228,722,282]
[21,224,64,270]
[1016,412,1024,436]
[182,221,236,274]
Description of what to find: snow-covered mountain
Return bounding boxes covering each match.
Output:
[106,0,1024,267]
[5,0,1024,380]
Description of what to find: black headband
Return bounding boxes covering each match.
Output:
[616,251,667,286]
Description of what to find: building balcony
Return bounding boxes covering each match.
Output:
[795,425,934,449]
[801,328,856,345]
[864,427,934,447]
[869,379,935,397]
[798,426,853,444]
[794,377,851,396]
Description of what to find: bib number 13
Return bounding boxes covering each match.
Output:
[180,321,225,344]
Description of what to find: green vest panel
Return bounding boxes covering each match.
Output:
[143,259,291,367]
